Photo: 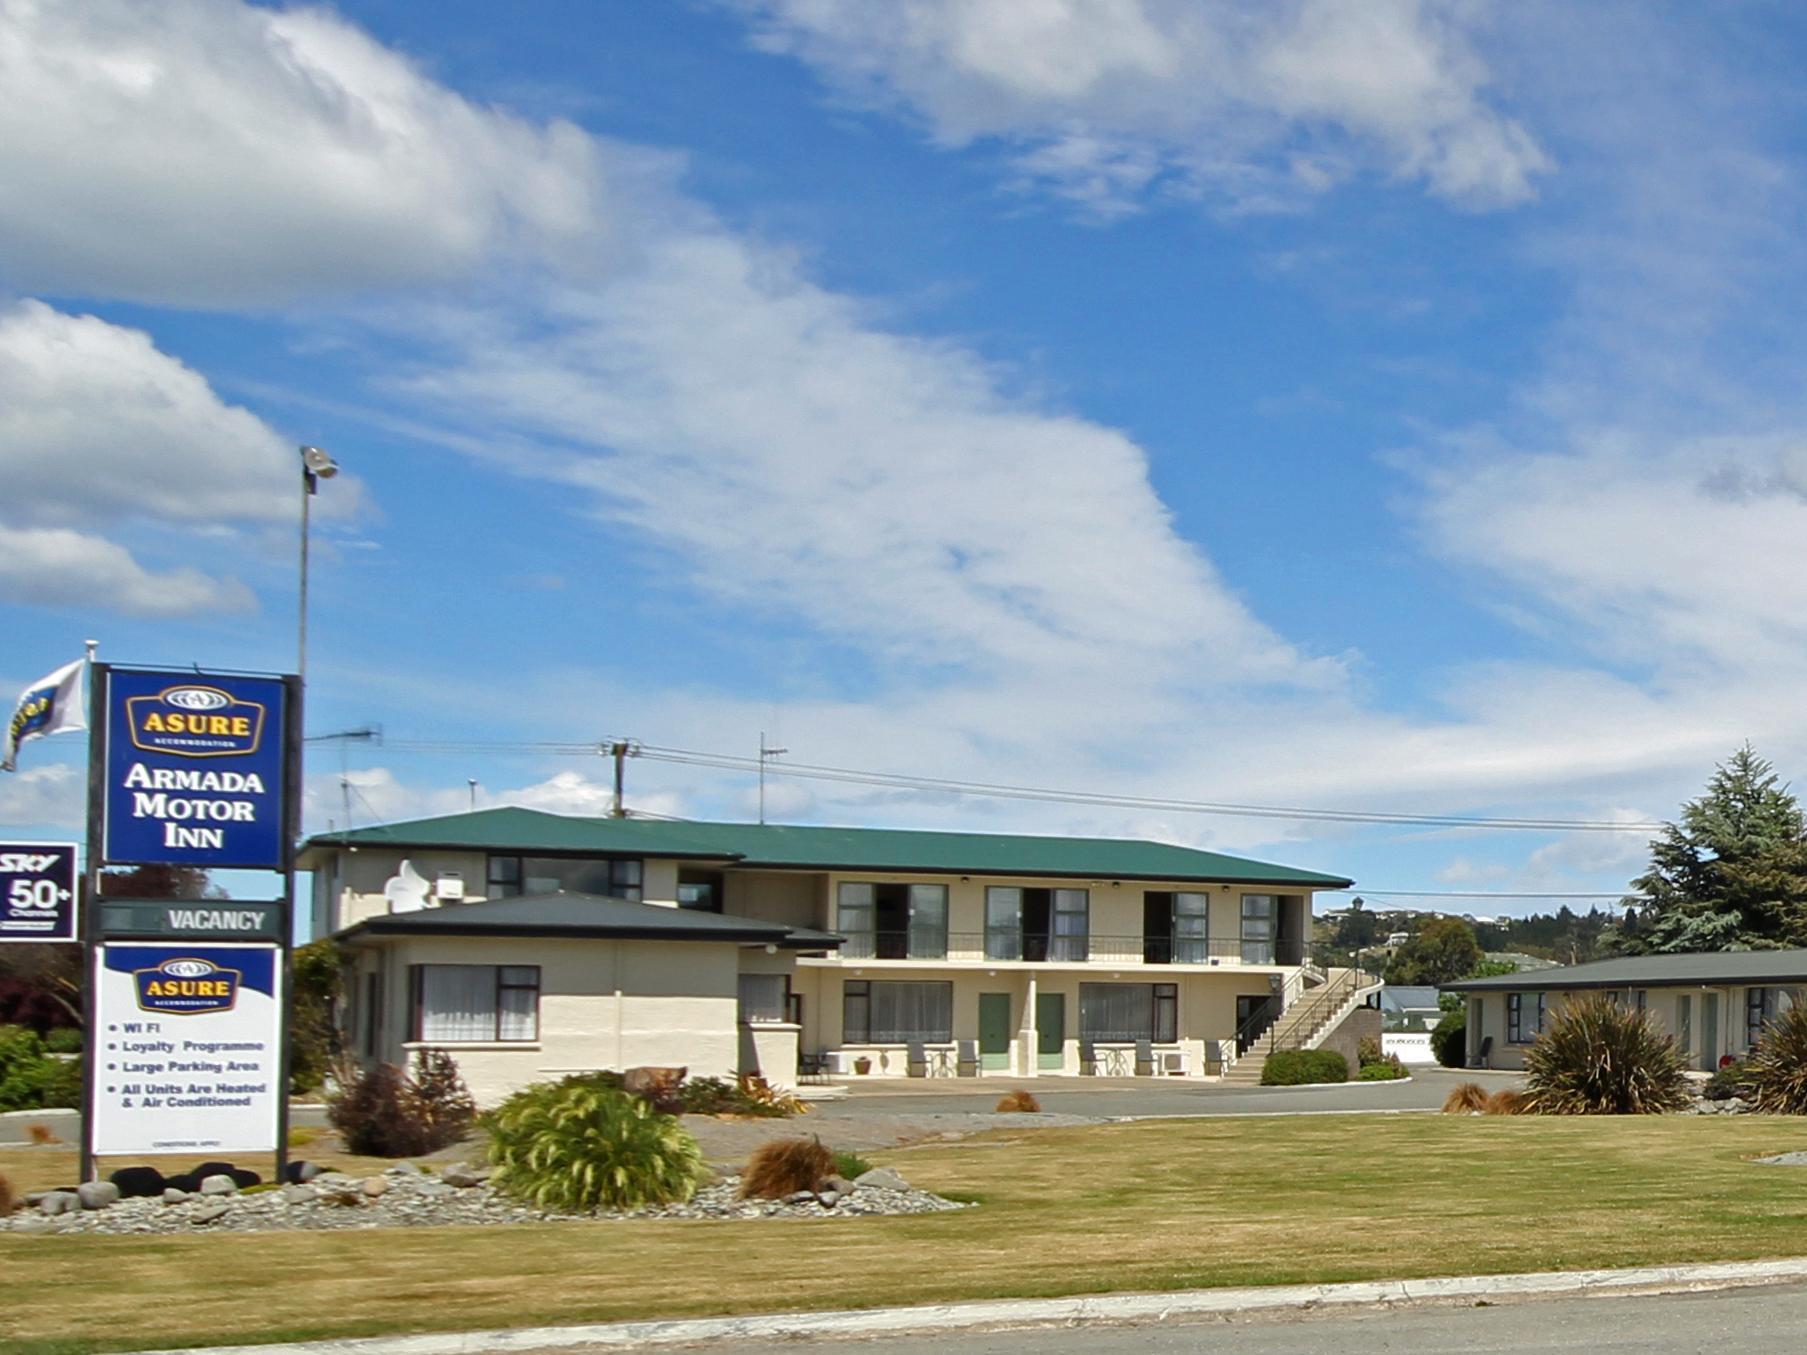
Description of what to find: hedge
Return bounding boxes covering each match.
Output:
[1260,1048,1349,1086]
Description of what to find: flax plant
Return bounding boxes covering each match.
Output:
[1522,992,1690,1115]
[1745,1003,1807,1114]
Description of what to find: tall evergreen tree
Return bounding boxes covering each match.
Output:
[1620,746,1807,953]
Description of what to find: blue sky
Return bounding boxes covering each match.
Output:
[4,0,1805,920]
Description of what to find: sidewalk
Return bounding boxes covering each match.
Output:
[132,1257,1807,1354]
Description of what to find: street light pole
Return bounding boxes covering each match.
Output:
[297,446,339,685]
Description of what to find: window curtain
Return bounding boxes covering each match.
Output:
[1051,888,1089,961]
[1080,983,1154,1043]
[419,965,496,1041]
[908,884,948,959]
[739,974,789,1024]
[838,882,876,957]
[869,982,953,1042]
[986,887,1023,959]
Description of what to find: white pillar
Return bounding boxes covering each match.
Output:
[1019,972,1039,1078]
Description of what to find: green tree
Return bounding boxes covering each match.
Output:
[1384,916,1485,985]
[1617,746,1807,953]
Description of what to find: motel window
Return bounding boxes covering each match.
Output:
[1507,992,1546,1044]
[1240,895,1276,965]
[738,974,791,1025]
[842,980,953,1044]
[487,856,642,901]
[1079,983,1179,1044]
[362,971,382,1058]
[410,964,540,1042]
[834,882,948,959]
[1747,987,1802,1048]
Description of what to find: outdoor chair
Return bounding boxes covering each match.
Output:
[906,1040,928,1077]
[955,1039,979,1077]
[1134,1038,1155,1076]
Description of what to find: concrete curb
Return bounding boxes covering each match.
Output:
[130,1256,1807,1354]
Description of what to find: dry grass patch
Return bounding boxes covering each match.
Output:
[6,1115,1807,1354]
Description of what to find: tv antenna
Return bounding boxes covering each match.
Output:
[758,731,788,825]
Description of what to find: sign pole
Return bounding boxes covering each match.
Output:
[275,672,304,1187]
[79,662,110,1186]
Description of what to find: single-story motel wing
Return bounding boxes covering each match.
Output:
[299,809,1356,1104]
[1444,949,1807,1071]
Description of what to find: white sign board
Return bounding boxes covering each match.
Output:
[92,941,283,1156]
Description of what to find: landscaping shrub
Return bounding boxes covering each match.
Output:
[623,1066,687,1113]
[1357,1060,1407,1081]
[1260,1049,1349,1086]
[1483,1089,1529,1115]
[0,1024,81,1112]
[486,1080,703,1211]
[43,1027,81,1054]
[1745,1004,1807,1114]
[832,1149,873,1180]
[677,1074,804,1118]
[287,939,341,1095]
[740,1136,835,1199]
[0,1170,14,1217]
[1357,1035,1384,1068]
[1522,992,1690,1115]
[996,1088,1041,1112]
[25,1123,57,1145]
[1430,1008,1468,1068]
[328,1051,475,1157]
[1441,1081,1489,1113]
[1703,1058,1748,1102]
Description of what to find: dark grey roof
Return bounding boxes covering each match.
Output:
[337,890,841,950]
[1444,948,1807,993]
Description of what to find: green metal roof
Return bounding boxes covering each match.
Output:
[299,807,1351,887]
[1444,948,1807,992]
[338,889,841,948]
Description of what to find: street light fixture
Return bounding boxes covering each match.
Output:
[298,445,339,686]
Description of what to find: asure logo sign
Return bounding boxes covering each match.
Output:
[125,686,265,758]
[132,957,241,1015]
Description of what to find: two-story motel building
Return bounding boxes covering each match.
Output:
[300,809,1353,1103]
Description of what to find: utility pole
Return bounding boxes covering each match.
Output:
[609,741,631,817]
[758,731,787,824]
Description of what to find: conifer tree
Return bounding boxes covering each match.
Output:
[1620,746,1807,952]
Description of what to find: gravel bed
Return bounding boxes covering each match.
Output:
[3,1162,969,1236]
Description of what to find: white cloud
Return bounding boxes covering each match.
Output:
[0,300,294,526]
[0,299,345,618]
[0,0,607,306]
[306,766,684,833]
[0,525,254,617]
[0,761,83,828]
[392,203,1333,696]
[731,0,1550,214]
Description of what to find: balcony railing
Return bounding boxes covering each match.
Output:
[834,931,1303,966]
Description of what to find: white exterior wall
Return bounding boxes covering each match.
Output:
[344,935,749,1105]
[326,850,692,931]
[1468,983,1787,1072]
[801,965,1278,1078]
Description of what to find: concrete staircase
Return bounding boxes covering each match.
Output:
[1222,967,1377,1085]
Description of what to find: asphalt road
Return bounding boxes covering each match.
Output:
[819,1065,1522,1119]
[690,1282,1807,1354]
[0,1069,1521,1144]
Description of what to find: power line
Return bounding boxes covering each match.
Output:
[1321,888,1644,900]
[627,743,1668,833]
[335,733,1671,834]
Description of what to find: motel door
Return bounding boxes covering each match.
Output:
[979,993,1012,1071]
[1701,994,1719,1071]
[1036,992,1066,1070]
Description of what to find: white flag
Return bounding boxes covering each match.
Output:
[2,658,86,772]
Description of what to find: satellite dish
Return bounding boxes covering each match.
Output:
[384,859,432,913]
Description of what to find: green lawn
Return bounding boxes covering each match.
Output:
[6,1114,1807,1354]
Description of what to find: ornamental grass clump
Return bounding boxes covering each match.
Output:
[1522,992,1690,1115]
[995,1088,1041,1112]
[1744,1004,1807,1114]
[485,1081,703,1212]
[1441,1081,1489,1113]
[740,1136,835,1199]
